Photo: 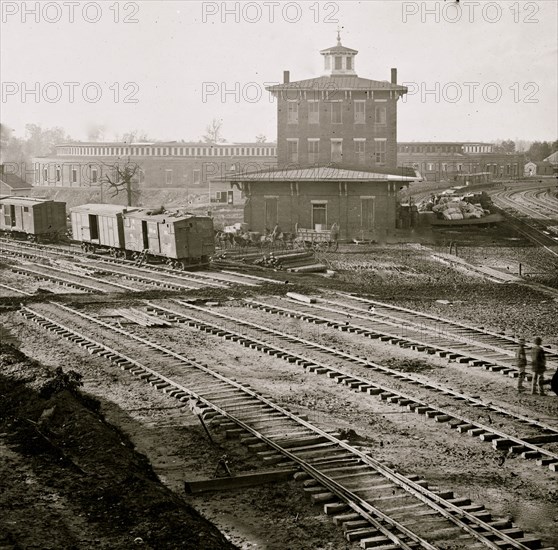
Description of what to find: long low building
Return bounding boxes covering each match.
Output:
[32,141,278,204]
[397,142,525,182]
[221,166,417,242]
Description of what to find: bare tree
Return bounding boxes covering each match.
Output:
[101,159,140,206]
[203,118,225,144]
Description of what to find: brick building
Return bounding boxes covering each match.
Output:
[32,141,277,204]
[397,142,525,182]
[220,35,416,241]
[267,34,407,172]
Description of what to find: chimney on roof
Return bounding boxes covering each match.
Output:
[283,70,290,84]
[391,68,397,85]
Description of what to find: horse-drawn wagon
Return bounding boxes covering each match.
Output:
[294,223,339,251]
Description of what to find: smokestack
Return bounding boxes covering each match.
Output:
[391,68,397,85]
[283,70,290,84]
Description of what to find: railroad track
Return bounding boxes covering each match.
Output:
[242,293,558,375]
[0,252,139,294]
[490,185,558,257]
[18,302,555,549]
[0,237,279,289]
[143,299,558,471]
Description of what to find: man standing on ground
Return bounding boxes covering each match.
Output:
[531,337,546,396]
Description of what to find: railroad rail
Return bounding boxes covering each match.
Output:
[0,237,278,288]
[0,282,32,296]
[1,252,138,294]
[144,300,558,470]
[18,302,555,549]
[323,293,558,367]
[490,184,558,258]
[242,294,558,376]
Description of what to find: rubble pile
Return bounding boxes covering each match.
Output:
[419,191,493,221]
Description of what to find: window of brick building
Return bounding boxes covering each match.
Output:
[334,56,342,70]
[354,139,366,163]
[287,139,298,163]
[92,168,98,183]
[193,169,200,184]
[346,57,352,70]
[375,105,386,125]
[287,101,299,124]
[374,139,386,165]
[308,100,319,124]
[312,203,327,229]
[331,101,342,124]
[331,139,343,163]
[71,167,77,184]
[354,101,365,124]
[308,139,320,164]
[165,169,173,185]
[56,166,61,183]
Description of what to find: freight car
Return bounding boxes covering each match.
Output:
[70,203,215,268]
[0,196,67,242]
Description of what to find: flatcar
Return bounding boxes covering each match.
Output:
[0,195,67,242]
[70,203,215,268]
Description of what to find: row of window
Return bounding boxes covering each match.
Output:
[287,101,386,125]
[36,164,204,186]
[264,198,375,231]
[286,138,387,165]
[398,144,494,154]
[324,54,354,71]
[56,145,277,158]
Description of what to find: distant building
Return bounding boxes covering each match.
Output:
[0,165,33,196]
[524,161,537,177]
[32,141,277,204]
[266,33,407,172]
[218,34,417,241]
[398,142,525,182]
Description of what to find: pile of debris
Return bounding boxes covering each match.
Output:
[212,250,329,273]
[420,191,493,221]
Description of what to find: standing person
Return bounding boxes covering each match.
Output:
[516,338,527,391]
[531,337,546,396]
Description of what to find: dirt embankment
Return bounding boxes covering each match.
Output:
[0,344,237,550]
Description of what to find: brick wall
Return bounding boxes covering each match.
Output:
[276,90,398,171]
[244,180,397,241]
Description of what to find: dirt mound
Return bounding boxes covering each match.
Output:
[0,344,237,550]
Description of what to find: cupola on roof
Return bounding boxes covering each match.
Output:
[320,30,358,76]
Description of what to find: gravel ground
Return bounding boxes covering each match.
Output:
[1,241,557,550]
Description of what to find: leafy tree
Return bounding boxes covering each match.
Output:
[494,139,515,153]
[203,118,225,144]
[527,141,552,162]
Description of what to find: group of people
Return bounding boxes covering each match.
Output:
[516,336,557,396]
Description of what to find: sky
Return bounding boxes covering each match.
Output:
[1,0,557,144]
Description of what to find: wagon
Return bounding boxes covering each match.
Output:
[70,204,128,254]
[294,224,339,251]
[0,196,66,241]
[122,209,215,268]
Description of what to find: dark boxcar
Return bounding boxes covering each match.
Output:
[0,196,66,240]
[70,203,129,253]
[122,209,215,267]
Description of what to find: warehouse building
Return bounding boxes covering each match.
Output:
[32,141,277,204]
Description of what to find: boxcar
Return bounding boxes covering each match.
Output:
[0,196,66,241]
[122,209,215,268]
[70,204,129,255]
